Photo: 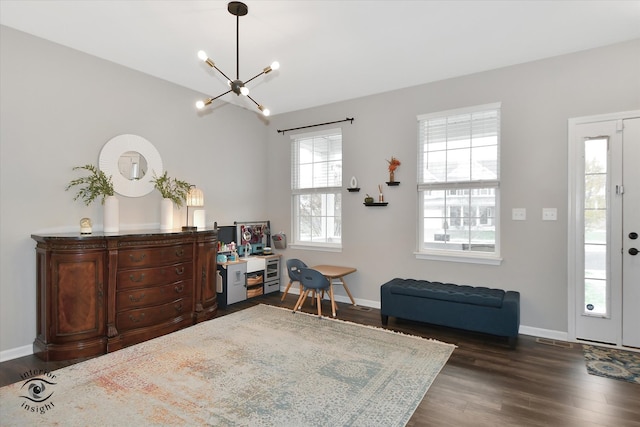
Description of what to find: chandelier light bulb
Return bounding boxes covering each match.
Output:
[196,100,205,109]
[259,105,270,116]
[240,86,250,96]
[271,61,280,71]
[197,50,208,61]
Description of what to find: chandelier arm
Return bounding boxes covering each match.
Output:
[210,89,233,102]
[245,94,261,107]
[212,66,234,85]
[243,70,266,86]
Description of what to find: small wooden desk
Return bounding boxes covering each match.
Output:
[311,265,357,317]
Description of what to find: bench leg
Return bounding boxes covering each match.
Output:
[508,335,518,348]
[381,314,389,325]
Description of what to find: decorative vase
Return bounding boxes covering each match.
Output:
[389,171,395,182]
[103,195,119,233]
[160,198,174,230]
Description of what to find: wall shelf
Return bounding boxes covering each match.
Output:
[386,181,400,186]
[347,188,360,192]
[364,202,388,207]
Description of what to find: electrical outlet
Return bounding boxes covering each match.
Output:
[512,208,526,221]
[542,208,557,221]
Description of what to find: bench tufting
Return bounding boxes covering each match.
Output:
[381,278,520,346]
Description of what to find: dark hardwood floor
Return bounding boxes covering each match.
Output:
[2,293,639,426]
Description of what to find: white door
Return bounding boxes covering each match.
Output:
[622,118,640,348]
[569,113,640,348]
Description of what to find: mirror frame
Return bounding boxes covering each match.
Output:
[99,134,163,198]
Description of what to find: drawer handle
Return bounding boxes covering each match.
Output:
[174,284,184,293]
[129,273,146,283]
[129,313,145,323]
[129,253,146,263]
[174,303,183,312]
[175,248,185,257]
[129,293,145,303]
[175,267,185,275]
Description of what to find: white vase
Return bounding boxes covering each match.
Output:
[103,195,119,233]
[160,198,174,230]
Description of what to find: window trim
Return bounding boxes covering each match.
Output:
[416,102,502,265]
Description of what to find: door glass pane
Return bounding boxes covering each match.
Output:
[583,137,608,316]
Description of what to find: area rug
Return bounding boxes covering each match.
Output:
[0,304,455,426]
[583,345,640,384]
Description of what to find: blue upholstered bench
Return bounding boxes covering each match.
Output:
[380,278,520,346]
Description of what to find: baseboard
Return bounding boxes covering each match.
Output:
[518,325,568,341]
[0,344,33,363]
[281,286,381,309]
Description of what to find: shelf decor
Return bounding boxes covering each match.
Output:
[347,176,360,192]
[387,156,401,184]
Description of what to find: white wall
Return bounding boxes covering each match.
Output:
[266,39,640,335]
[0,26,270,356]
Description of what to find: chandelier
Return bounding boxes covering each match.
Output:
[195,1,279,116]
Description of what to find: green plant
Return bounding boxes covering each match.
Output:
[65,165,115,205]
[151,171,192,207]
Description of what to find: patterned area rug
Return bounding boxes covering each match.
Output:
[583,345,640,384]
[0,304,454,426]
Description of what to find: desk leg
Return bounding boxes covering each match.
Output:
[329,284,337,317]
[339,277,357,306]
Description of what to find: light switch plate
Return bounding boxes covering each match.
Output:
[512,208,526,221]
[543,208,557,221]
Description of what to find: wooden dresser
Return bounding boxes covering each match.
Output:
[31,229,217,361]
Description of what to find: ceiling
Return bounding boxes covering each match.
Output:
[1,1,639,115]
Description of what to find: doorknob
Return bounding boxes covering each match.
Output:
[630,232,638,240]
[630,248,639,256]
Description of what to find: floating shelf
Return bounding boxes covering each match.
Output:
[364,202,388,207]
[386,181,400,186]
[347,188,360,192]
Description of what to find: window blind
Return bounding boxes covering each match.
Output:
[291,128,342,191]
[418,103,500,188]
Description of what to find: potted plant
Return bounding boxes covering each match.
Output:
[151,171,192,230]
[65,164,115,205]
[66,164,119,232]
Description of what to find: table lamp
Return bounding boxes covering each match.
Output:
[182,186,204,231]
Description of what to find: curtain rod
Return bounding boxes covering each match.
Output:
[277,117,354,135]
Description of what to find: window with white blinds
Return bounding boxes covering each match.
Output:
[417,103,501,262]
[291,128,342,248]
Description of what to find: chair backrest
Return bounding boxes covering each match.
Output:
[299,267,330,291]
[286,258,307,282]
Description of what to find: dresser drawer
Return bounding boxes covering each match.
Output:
[116,297,191,331]
[117,262,192,290]
[117,280,192,310]
[118,244,193,269]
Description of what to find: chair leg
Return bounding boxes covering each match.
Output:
[293,288,308,312]
[281,280,294,301]
[316,292,322,316]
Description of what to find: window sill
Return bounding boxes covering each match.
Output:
[414,251,503,265]
[289,244,342,253]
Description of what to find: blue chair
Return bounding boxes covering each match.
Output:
[293,267,332,317]
[282,259,307,301]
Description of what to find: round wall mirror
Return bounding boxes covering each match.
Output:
[99,134,163,197]
[118,151,148,181]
